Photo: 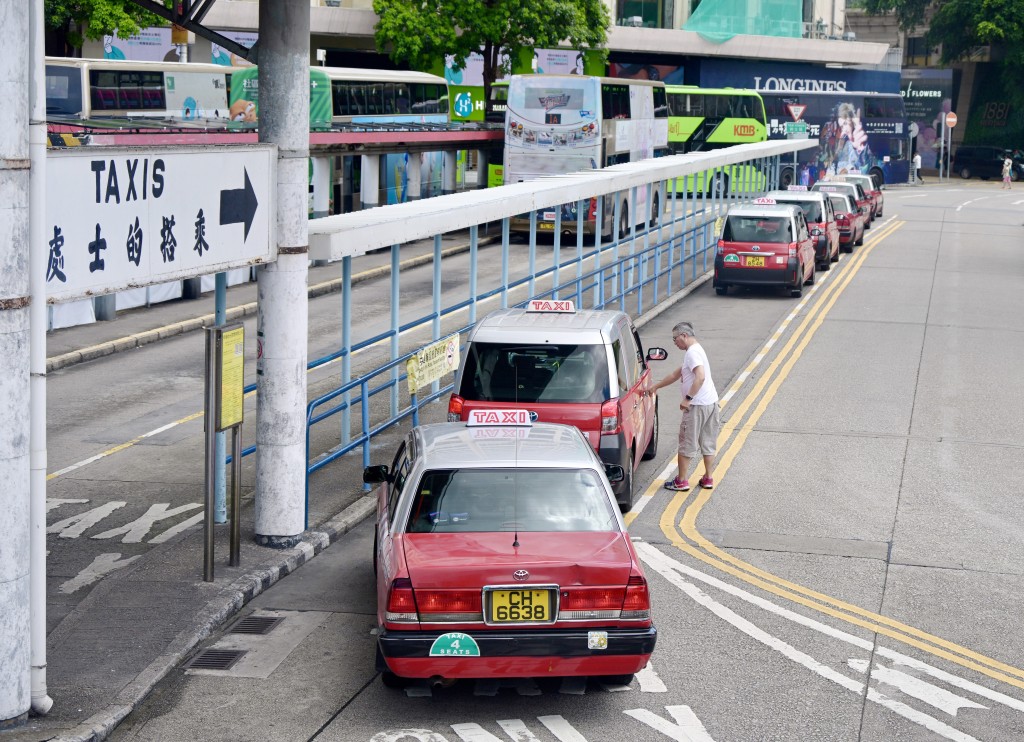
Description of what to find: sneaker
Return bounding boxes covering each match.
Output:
[699,476,714,489]
[664,477,690,491]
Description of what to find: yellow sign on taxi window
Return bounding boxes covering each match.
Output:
[218,325,245,430]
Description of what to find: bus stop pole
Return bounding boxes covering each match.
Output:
[214,272,227,523]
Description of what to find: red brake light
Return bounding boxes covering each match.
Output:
[788,243,797,258]
[560,587,625,612]
[386,578,418,623]
[447,394,464,422]
[601,399,621,434]
[416,589,482,616]
[622,575,651,618]
[717,238,725,255]
[588,197,598,220]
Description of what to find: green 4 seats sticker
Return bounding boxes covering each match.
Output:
[429,632,481,657]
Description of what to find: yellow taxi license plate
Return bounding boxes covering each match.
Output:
[490,589,552,622]
[539,222,554,230]
[745,256,766,267]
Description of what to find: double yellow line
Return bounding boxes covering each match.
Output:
[658,218,1024,690]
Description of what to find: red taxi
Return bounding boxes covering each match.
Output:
[713,200,816,298]
[811,180,872,228]
[822,191,865,252]
[364,411,657,687]
[447,300,667,512]
[766,187,840,270]
[838,173,884,219]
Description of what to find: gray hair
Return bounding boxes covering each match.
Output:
[672,321,694,338]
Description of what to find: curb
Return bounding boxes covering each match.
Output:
[46,238,490,374]
[54,495,376,742]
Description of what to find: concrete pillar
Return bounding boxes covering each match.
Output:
[476,148,490,189]
[406,154,422,201]
[443,150,457,195]
[360,154,379,211]
[254,0,310,548]
[0,0,31,726]
[311,156,330,266]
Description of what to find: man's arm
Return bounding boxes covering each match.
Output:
[686,365,705,400]
[652,367,682,391]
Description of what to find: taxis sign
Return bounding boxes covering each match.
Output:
[406,334,460,394]
[466,409,532,426]
[429,632,481,657]
[753,197,777,205]
[526,299,575,312]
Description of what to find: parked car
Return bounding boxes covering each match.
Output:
[713,201,816,298]
[447,301,668,511]
[953,145,1024,181]
[765,188,840,270]
[837,173,884,219]
[823,192,866,252]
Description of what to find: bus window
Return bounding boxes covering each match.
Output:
[653,86,668,118]
[602,84,630,119]
[45,65,83,116]
[141,72,164,110]
[90,70,119,111]
[394,83,410,114]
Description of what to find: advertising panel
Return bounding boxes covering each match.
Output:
[696,59,900,95]
[901,69,953,168]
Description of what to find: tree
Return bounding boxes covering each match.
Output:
[372,0,611,115]
[45,0,162,57]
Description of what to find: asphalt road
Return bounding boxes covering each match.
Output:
[49,181,1024,741]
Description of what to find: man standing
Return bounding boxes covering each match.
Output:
[652,322,721,491]
[913,151,923,183]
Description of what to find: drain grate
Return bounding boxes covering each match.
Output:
[188,649,246,671]
[229,615,284,635]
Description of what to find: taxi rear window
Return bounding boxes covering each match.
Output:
[777,200,821,222]
[406,468,618,533]
[723,216,792,243]
[828,195,852,213]
[459,343,610,404]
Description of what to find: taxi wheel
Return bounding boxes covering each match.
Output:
[641,402,659,461]
[959,167,971,179]
[790,280,803,298]
[597,673,635,686]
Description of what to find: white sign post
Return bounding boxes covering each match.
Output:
[44,145,277,302]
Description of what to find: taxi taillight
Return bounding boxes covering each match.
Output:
[588,197,598,221]
[600,399,621,434]
[415,589,482,618]
[386,578,418,623]
[621,575,651,619]
[788,243,798,258]
[836,213,849,225]
[447,394,465,422]
[717,239,725,255]
[560,587,624,612]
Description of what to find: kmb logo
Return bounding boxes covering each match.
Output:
[733,124,757,137]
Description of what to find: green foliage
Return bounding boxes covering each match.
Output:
[372,0,610,103]
[46,0,163,50]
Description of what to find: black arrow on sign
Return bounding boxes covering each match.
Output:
[219,168,258,241]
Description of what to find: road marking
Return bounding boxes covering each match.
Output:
[47,501,126,538]
[537,716,589,742]
[637,542,1024,715]
[372,731,447,742]
[149,512,203,544]
[58,553,140,594]
[637,545,984,742]
[848,659,987,716]
[623,706,715,742]
[451,717,587,742]
[635,661,668,692]
[660,218,1024,688]
[47,498,88,512]
[956,198,984,212]
[90,502,203,543]
[1014,199,1024,205]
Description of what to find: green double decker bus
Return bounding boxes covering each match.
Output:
[665,85,768,196]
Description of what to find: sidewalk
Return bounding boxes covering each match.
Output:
[9,237,482,741]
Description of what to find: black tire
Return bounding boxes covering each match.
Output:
[959,167,971,180]
[649,193,660,228]
[618,204,630,241]
[818,259,829,271]
[780,167,795,189]
[641,402,659,461]
[618,452,634,513]
[598,673,635,686]
[715,285,727,295]
[790,280,803,298]
[1013,169,1022,183]
[841,241,852,254]
[707,172,728,198]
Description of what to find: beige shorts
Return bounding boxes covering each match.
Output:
[678,403,721,457]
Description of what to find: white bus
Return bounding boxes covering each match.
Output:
[504,74,669,237]
[45,57,231,121]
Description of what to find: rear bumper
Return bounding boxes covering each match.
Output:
[714,256,799,287]
[378,626,657,679]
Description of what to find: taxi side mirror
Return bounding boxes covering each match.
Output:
[646,347,668,361]
[605,464,626,483]
[363,465,390,484]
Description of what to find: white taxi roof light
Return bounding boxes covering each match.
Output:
[466,409,533,427]
[753,197,776,204]
[787,185,809,191]
[526,299,575,313]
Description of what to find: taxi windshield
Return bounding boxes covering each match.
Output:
[406,468,618,533]
[459,343,610,404]
[779,200,821,222]
[723,215,792,243]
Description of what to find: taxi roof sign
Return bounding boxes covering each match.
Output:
[526,299,575,313]
[466,409,533,426]
[816,185,840,192]
[787,185,809,191]
[752,197,777,205]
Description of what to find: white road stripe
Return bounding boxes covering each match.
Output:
[635,543,1024,714]
[624,706,715,742]
[148,512,204,544]
[636,545,992,740]
[58,553,140,594]
[537,715,589,742]
[848,659,987,716]
[496,719,543,741]
[635,661,668,692]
